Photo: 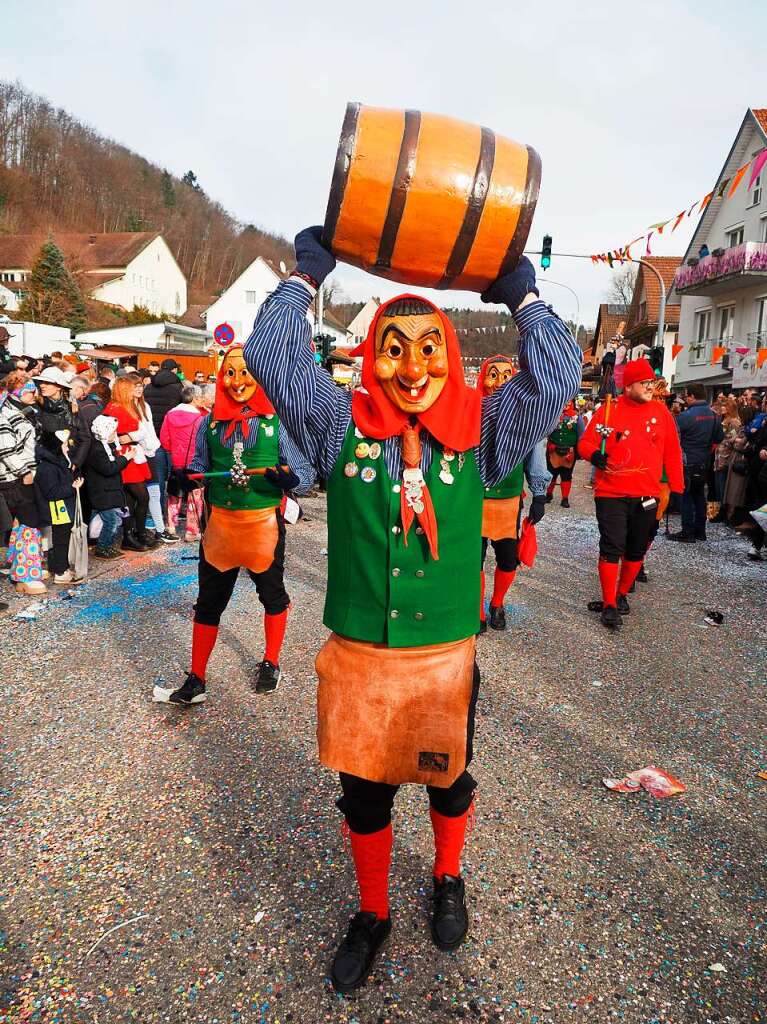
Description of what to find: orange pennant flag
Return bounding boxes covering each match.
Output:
[728,162,751,197]
[672,344,684,360]
[699,191,714,213]
[711,346,727,365]
[758,349,767,369]
[672,211,686,232]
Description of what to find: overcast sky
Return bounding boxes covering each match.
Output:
[6,0,766,325]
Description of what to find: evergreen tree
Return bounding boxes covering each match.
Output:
[18,239,87,333]
[161,170,176,209]
[182,170,202,192]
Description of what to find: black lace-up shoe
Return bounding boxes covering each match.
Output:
[431,875,469,951]
[600,605,621,630]
[560,497,570,508]
[152,672,206,705]
[255,660,282,694]
[489,605,506,631]
[636,567,648,582]
[330,911,391,993]
[616,594,630,615]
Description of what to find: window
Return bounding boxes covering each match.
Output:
[761,217,767,243]
[756,297,767,337]
[690,308,711,364]
[638,300,647,322]
[245,290,257,304]
[750,176,762,207]
[726,225,744,248]
[718,305,735,341]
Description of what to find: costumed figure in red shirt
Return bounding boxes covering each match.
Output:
[578,358,684,630]
[152,344,308,705]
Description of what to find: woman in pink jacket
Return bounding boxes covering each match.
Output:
[159,384,208,541]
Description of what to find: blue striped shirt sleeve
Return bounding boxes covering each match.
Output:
[278,423,316,493]
[523,439,551,496]
[243,280,351,480]
[479,302,582,487]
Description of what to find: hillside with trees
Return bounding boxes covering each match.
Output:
[0,80,293,304]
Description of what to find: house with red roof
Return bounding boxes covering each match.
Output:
[0,232,187,318]
[670,107,767,394]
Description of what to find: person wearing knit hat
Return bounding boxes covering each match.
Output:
[544,400,583,508]
[243,225,582,993]
[475,355,550,632]
[578,357,684,630]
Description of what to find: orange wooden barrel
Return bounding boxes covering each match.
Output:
[322,103,541,293]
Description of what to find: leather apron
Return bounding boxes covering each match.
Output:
[202,506,279,574]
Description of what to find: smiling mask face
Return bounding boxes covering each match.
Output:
[373,310,448,413]
[221,349,257,404]
[482,359,514,395]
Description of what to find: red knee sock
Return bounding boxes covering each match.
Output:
[561,480,572,499]
[349,824,393,920]
[618,559,643,597]
[264,608,288,664]
[598,559,619,607]
[479,570,486,622]
[490,568,516,608]
[430,805,472,881]
[191,622,218,680]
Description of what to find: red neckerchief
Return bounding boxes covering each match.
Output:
[212,345,274,440]
[349,295,481,560]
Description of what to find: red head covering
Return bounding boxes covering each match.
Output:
[475,353,517,396]
[622,357,655,389]
[212,343,274,440]
[351,294,481,451]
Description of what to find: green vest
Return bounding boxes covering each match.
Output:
[207,415,282,511]
[484,462,524,500]
[324,423,483,647]
[550,419,578,448]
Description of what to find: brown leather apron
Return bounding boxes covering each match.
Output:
[202,506,279,574]
[316,633,476,788]
[481,495,521,541]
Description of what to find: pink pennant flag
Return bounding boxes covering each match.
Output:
[645,232,654,256]
[687,200,699,217]
[748,149,767,190]
[672,211,686,232]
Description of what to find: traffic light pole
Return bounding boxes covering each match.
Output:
[536,278,580,342]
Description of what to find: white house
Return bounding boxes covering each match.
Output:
[0,232,187,318]
[346,298,380,345]
[203,255,350,348]
[0,282,18,313]
[671,108,767,394]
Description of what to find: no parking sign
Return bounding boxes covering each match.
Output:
[214,322,235,345]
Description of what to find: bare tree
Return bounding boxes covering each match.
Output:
[604,264,637,308]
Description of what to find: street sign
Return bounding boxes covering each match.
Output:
[214,322,235,345]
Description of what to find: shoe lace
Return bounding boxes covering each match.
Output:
[435,878,463,916]
[341,913,376,955]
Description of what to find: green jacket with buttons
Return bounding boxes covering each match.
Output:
[324,422,483,647]
[207,417,283,510]
[483,462,524,500]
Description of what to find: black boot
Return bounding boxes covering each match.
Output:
[489,605,506,631]
[667,531,695,543]
[616,593,630,615]
[138,530,161,550]
[431,875,469,951]
[600,605,621,630]
[122,531,148,552]
[560,497,570,508]
[330,912,391,994]
[636,566,648,582]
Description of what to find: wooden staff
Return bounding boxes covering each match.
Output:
[187,464,289,480]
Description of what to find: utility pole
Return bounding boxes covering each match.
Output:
[536,278,580,343]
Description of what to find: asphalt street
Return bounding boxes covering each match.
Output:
[2,467,766,1024]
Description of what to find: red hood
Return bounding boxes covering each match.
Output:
[212,344,274,423]
[351,294,481,451]
[476,353,517,396]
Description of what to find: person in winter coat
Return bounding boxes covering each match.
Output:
[105,378,156,552]
[159,383,207,540]
[0,375,46,594]
[127,371,177,543]
[144,358,184,523]
[33,432,83,586]
[85,415,133,559]
[32,366,78,447]
[744,395,767,561]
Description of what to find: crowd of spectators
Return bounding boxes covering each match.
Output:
[0,328,215,605]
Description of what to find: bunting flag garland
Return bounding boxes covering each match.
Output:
[671,344,684,360]
[710,346,727,365]
[590,147,766,264]
[758,349,767,369]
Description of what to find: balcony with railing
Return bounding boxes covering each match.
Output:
[673,242,767,296]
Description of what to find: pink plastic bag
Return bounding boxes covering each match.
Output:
[602,765,686,798]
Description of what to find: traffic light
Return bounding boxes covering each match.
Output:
[541,234,552,270]
[648,346,665,374]
[314,333,334,369]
